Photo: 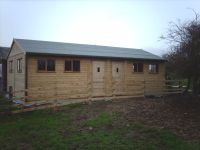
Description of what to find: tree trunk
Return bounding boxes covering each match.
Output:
[197,78,200,94]
[184,77,190,94]
[192,76,200,95]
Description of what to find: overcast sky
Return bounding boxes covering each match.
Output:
[0,0,199,56]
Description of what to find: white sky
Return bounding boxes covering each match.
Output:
[0,0,200,56]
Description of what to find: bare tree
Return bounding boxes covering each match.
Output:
[161,11,200,94]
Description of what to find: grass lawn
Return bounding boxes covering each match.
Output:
[0,97,200,150]
[0,96,12,113]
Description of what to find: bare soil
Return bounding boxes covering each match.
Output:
[66,94,200,142]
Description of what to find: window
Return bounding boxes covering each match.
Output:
[37,59,55,72]
[73,60,80,72]
[17,58,22,73]
[149,64,159,73]
[65,60,80,72]
[116,67,119,73]
[65,60,72,71]
[38,59,46,71]
[47,59,55,71]
[133,63,143,72]
[97,67,100,72]
[9,60,13,73]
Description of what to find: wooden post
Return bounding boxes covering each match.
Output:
[88,59,92,101]
[144,80,146,96]
[124,60,127,95]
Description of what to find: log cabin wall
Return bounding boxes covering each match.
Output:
[7,42,25,99]
[27,56,89,101]
[26,55,165,101]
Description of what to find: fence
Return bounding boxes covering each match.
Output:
[11,80,186,101]
[144,80,185,95]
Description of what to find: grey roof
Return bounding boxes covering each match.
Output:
[0,47,9,59]
[15,39,163,60]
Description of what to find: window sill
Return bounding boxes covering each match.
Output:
[37,71,56,73]
[149,72,159,74]
[64,71,80,73]
[132,72,144,74]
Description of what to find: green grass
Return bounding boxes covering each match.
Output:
[83,112,114,128]
[0,102,199,150]
[0,96,12,113]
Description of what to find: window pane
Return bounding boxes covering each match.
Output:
[138,63,143,72]
[47,59,55,71]
[97,67,100,72]
[149,64,158,73]
[9,61,13,73]
[133,63,137,72]
[17,59,20,72]
[116,67,119,72]
[133,63,143,72]
[73,60,80,71]
[149,64,153,72]
[17,60,19,71]
[156,64,159,73]
[17,59,22,72]
[38,59,46,71]
[65,60,72,71]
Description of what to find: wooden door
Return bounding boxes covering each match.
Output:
[112,61,125,95]
[92,61,105,97]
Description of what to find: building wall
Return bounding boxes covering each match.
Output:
[123,61,165,96]
[0,60,7,93]
[27,56,90,100]
[144,62,166,95]
[26,55,165,101]
[7,42,25,98]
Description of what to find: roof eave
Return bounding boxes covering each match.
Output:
[26,52,165,62]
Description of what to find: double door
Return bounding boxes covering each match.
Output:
[92,60,124,97]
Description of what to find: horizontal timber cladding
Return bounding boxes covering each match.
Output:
[26,55,165,101]
[7,41,26,99]
[27,56,89,101]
